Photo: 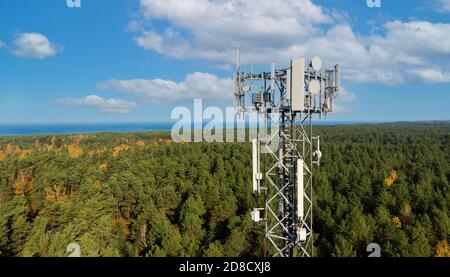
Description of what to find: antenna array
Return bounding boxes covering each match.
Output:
[234,47,340,257]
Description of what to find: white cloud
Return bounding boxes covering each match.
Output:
[12,33,61,59]
[0,40,5,48]
[57,95,137,114]
[134,0,331,63]
[134,28,190,59]
[126,20,143,32]
[140,0,330,40]
[288,21,450,85]
[262,21,450,85]
[97,72,233,103]
[132,0,450,85]
[332,87,355,113]
[435,0,450,12]
[407,69,450,83]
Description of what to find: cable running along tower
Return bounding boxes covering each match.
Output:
[234,47,340,257]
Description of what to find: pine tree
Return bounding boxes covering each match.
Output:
[180,195,206,256]
[332,235,356,257]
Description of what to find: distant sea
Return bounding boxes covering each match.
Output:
[0,121,427,137]
[0,122,175,137]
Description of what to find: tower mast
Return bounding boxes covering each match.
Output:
[236,49,340,257]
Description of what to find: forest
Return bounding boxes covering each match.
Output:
[0,122,448,257]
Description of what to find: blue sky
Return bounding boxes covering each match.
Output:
[0,0,449,123]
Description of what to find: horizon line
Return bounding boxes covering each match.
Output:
[0,119,449,125]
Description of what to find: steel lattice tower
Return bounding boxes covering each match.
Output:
[234,47,340,257]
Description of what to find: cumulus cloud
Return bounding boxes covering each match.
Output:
[0,40,5,48]
[56,95,137,114]
[134,28,190,59]
[132,0,450,85]
[134,0,330,63]
[435,0,450,12]
[97,72,233,103]
[12,33,61,59]
[406,69,450,83]
[289,21,450,85]
[139,0,330,41]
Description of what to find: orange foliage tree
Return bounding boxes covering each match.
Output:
[67,144,84,158]
[385,169,398,187]
[392,216,401,229]
[435,241,450,257]
[112,144,130,157]
[44,185,69,204]
[100,163,108,171]
[135,140,145,147]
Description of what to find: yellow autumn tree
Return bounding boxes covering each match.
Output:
[135,140,145,147]
[100,163,108,171]
[157,138,172,144]
[0,150,5,161]
[392,216,401,229]
[435,241,450,257]
[5,144,14,155]
[68,134,90,143]
[67,144,84,158]
[18,149,32,160]
[94,180,102,188]
[112,144,130,157]
[44,185,69,204]
[385,169,398,187]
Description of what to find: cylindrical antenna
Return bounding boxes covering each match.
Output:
[326,69,334,90]
[236,45,241,72]
[234,45,242,115]
[334,64,340,92]
[271,61,276,94]
[250,61,253,92]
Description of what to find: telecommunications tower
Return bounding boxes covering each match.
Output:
[234,47,340,257]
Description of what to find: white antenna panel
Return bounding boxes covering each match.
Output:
[309,79,321,95]
[286,69,291,104]
[297,159,304,220]
[252,139,258,193]
[252,139,262,193]
[291,58,305,112]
